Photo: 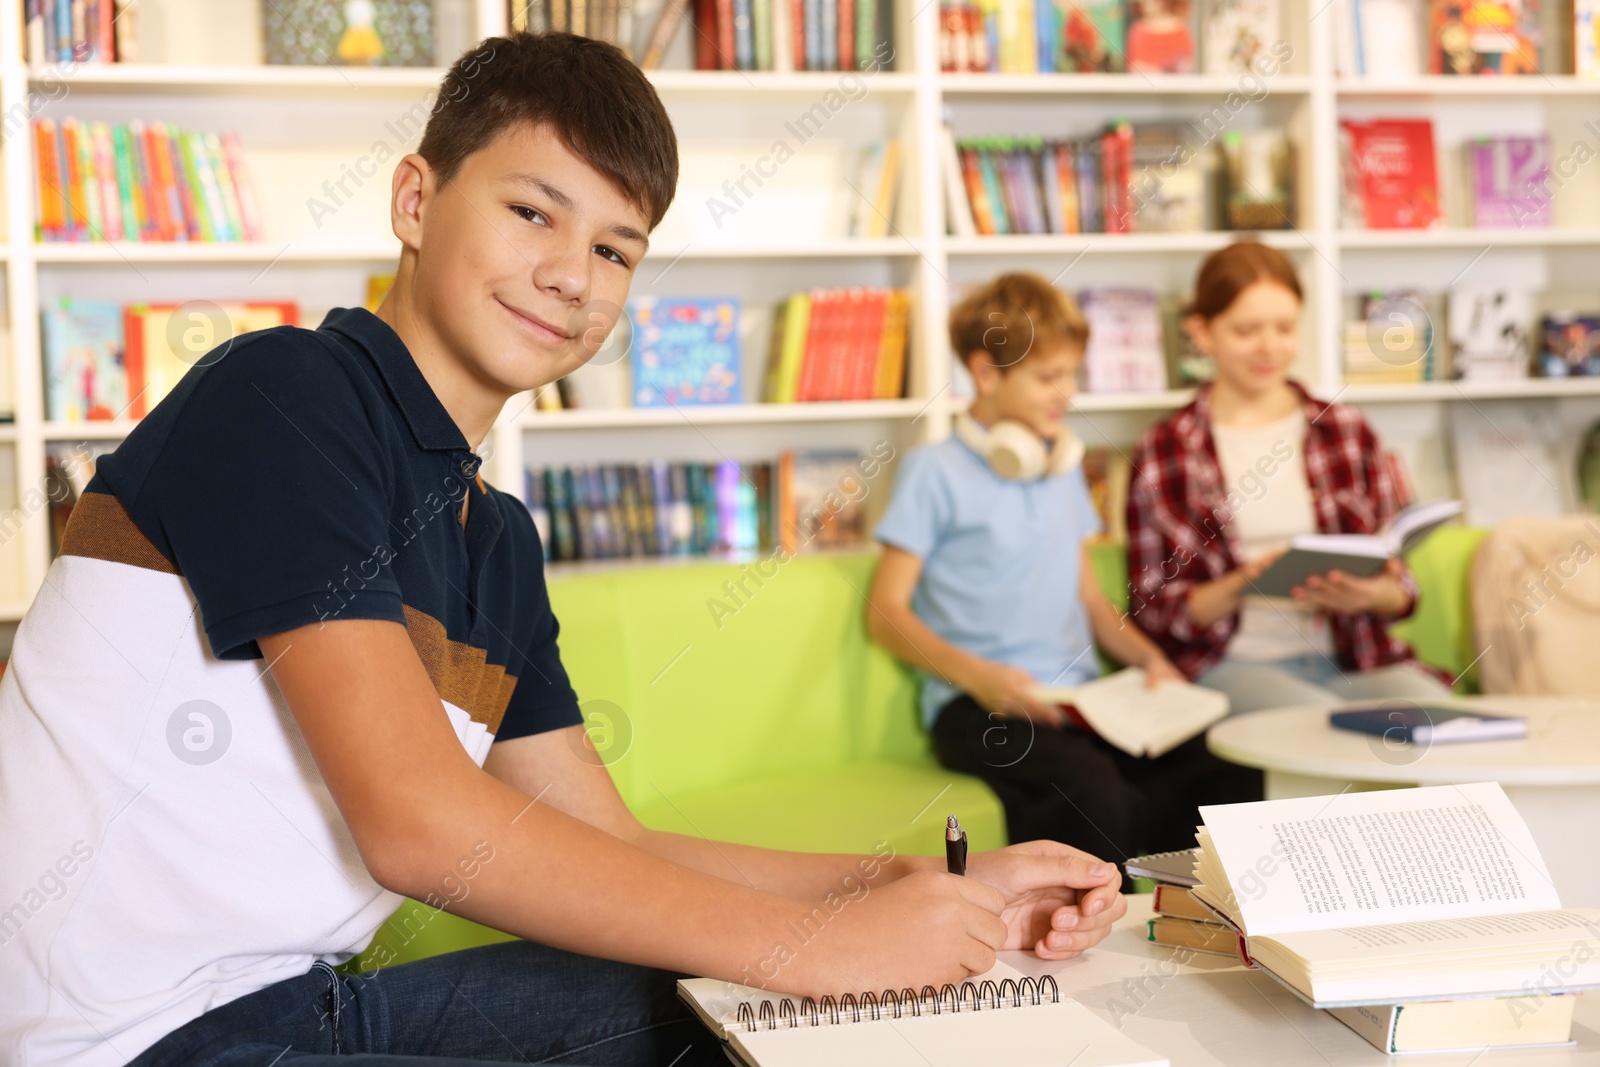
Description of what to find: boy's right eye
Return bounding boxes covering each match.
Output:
[510,205,548,226]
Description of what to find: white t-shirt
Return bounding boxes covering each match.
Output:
[1210,408,1334,661]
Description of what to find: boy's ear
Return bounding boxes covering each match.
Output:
[390,153,433,252]
[967,351,1002,395]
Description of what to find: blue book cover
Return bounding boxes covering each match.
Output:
[1330,706,1527,745]
[41,296,126,423]
[629,297,741,407]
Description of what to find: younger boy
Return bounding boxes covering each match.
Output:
[868,273,1261,869]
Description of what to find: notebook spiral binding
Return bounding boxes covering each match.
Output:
[735,974,1060,1032]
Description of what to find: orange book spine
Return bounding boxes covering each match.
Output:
[34,119,65,241]
[850,288,888,399]
[795,288,830,402]
[61,118,90,241]
[122,305,148,419]
[872,289,910,399]
[141,123,177,240]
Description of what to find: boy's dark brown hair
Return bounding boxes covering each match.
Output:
[949,272,1089,371]
[417,32,679,231]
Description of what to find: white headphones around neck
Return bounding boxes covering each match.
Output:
[954,412,1085,481]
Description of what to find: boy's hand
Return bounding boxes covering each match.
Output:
[966,841,1127,960]
[1142,654,1185,689]
[966,661,1063,727]
[789,869,1009,993]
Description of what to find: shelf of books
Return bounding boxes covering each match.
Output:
[2,0,1600,623]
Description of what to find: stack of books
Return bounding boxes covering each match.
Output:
[1342,289,1437,384]
[1125,849,1247,962]
[32,118,263,243]
[1190,783,1596,1054]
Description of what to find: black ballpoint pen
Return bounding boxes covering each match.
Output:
[945,814,967,876]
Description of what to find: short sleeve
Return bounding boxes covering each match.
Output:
[1066,465,1103,541]
[873,448,953,559]
[118,334,407,660]
[494,504,582,742]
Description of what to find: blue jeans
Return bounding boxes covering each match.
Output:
[1196,654,1454,718]
[123,940,724,1067]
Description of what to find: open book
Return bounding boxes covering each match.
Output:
[678,960,1168,1066]
[1191,782,1600,1008]
[1036,668,1230,758]
[1249,498,1464,598]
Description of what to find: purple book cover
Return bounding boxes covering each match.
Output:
[714,460,743,552]
[1470,136,1551,228]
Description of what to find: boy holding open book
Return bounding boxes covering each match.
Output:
[867,273,1261,874]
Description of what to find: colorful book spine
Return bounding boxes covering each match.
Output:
[110,123,141,242]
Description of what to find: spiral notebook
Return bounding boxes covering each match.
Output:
[677,960,1168,1066]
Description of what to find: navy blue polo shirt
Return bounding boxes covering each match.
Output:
[79,305,581,743]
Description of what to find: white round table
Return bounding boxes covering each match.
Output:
[1207,696,1600,908]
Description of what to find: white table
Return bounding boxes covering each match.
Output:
[1207,696,1600,908]
[1002,894,1600,1066]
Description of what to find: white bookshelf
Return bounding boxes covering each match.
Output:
[0,0,1597,626]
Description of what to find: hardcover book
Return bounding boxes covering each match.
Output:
[629,297,742,407]
[1339,118,1443,230]
[1429,0,1540,74]
[1467,134,1550,228]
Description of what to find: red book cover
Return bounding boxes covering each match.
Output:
[839,0,854,70]
[796,289,832,401]
[142,123,178,240]
[716,0,736,67]
[694,0,717,68]
[830,287,865,400]
[791,0,806,69]
[849,288,889,399]
[1101,123,1133,233]
[1341,118,1444,230]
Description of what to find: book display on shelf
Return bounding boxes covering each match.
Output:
[123,302,300,418]
[1466,134,1550,228]
[1428,0,1540,75]
[32,118,262,243]
[0,0,1598,621]
[1343,288,1440,383]
[41,297,124,423]
[1540,311,1600,377]
[629,296,742,407]
[262,0,437,67]
[1199,0,1276,74]
[627,0,893,70]
[1080,288,1167,393]
[1338,118,1443,231]
[25,0,135,63]
[1446,285,1530,381]
[1127,0,1196,73]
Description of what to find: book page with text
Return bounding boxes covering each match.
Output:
[1199,782,1560,937]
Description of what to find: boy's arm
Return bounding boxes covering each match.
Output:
[259,618,1013,996]
[1079,544,1184,685]
[866,544,1062,725]
[486,709,1125,962]
[485,727,922,900]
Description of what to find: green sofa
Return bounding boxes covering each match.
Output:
[345,529,1487,972]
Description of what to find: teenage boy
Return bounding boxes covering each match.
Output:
[0,36,1129,1067]
[867,273,1262,872]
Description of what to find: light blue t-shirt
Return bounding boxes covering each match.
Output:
[874,435,1103,728]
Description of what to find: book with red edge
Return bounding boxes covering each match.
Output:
[716,0,737,66]
[1340,118,1443,230]
[794,288,831,401]
[822,287,862,401]
[851,288,889,399]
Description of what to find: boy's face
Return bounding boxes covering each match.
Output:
[409,121,652,395]
[971,343,1082,439]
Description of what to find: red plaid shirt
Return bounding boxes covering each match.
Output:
[1124,381,1427,681]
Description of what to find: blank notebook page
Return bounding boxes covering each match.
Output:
[728,1001,1169,1067]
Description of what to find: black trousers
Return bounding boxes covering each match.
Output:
[930,695,1262,877]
